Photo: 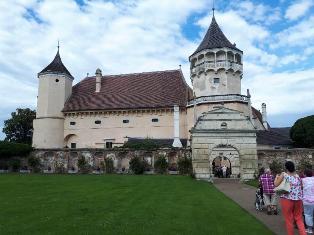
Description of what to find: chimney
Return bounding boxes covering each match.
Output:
[172,105,183,148]
[262,103,268,130]
[95,68,102,93]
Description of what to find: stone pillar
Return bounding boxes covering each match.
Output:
[172,105,183,148]
[95,68,102,93]
[262,103,268,130]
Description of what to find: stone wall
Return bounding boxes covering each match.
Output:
[28,148,191,173]
[257,149,314,170]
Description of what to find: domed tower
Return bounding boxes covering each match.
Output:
[190,13,243,97]
[32,47,74,149]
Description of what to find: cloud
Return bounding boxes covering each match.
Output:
[245,69,314,115]
[285,0,314,20]
[272,16,314,49]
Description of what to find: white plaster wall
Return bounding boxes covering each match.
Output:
[33,118,64,148]
[36,74,72,118]
[64,109,188,148]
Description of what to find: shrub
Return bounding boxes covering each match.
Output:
[168,163,177,171]
[104,158,114,173]
[9,158,21,172]
[55,162,66,174]
[78,157,90,174]
[298,157,313,172]
[178,156,192,175]
[28,156,41,173]
[269,159,283,175]
[0,141,33,158]
[154,156,168,174]
[0,161,9,170]
[129,157,145,174]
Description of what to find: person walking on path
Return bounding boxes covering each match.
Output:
[259,168,277,215]
[274,161,306,235]
[302,169,314,234]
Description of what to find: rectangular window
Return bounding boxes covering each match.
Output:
[70,122,76,126]
[71,143,76,149]
[214,78,220,84]
[106,142,113,149]
[123,120,129,124]
[152,118,159,123]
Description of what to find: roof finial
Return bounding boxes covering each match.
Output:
[57,40,60,52]
[212,0,215,17]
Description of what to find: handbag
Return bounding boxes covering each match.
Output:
[274,174,291,194]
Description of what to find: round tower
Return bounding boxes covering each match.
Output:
[190,15,243,97]
[32,48,74,149]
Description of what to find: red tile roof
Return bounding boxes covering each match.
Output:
[63,70,192,112]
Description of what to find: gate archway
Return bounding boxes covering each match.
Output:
[210,145,240,178]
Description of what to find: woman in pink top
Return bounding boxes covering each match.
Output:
[302,169,314,234]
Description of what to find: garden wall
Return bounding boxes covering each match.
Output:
[28,148,191,173]
[257,149,314,170]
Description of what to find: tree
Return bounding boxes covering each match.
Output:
[2,108,36,144]
[290,115,314,148]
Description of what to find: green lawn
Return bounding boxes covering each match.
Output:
[0,174,272,235]
[245,179,259,188]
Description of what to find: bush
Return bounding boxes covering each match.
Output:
[290,115,314,148]
[129,157,145,174]
[78,157,90,174]
[0,141,33,158]
[298,157,313,172]
[55,162,66,174]
[9,158,21,172]
[104,158,114,173]
[269,159,283,175]
[0,161,9,170]
[28,156,41,173]
[154,156,168,174]
[178,156,192,175]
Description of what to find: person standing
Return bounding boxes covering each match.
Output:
[222,165,227,178]
[302,169,314,234]
[274,161,306,235]
[259,168,277,215]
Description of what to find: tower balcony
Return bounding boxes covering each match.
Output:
[191,60,243,76]
[187,94,249,107]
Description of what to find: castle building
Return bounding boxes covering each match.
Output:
[32,12,292,180]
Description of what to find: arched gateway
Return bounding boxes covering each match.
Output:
[191,107,258,181]
[211,145,240,178]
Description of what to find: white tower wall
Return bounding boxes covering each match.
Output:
[33,73,73,149]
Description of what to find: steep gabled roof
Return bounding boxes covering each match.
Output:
[38,50,73,79]
[63,69,192,112]
[191,16,241,57]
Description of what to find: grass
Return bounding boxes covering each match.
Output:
[0,174,273,235]
[245,179,259,188]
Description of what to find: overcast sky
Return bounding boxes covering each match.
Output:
[0,0,314,140]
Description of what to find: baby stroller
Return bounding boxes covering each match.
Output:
[255,187,264,211]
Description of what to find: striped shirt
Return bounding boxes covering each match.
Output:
[259,173,275,195]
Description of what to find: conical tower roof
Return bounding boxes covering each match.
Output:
[191,16,242,57]
[38,49,73,79]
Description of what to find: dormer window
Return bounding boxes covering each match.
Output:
[221,122,227,129]
[214,78,220,84]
